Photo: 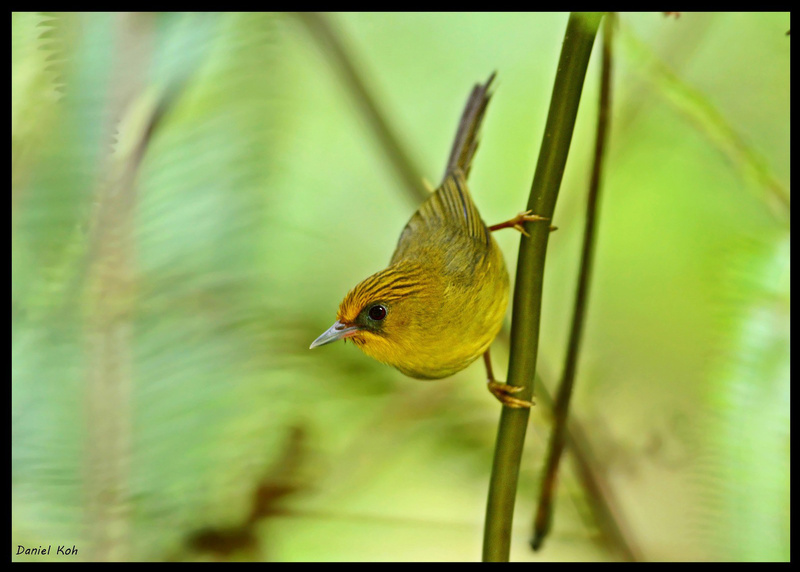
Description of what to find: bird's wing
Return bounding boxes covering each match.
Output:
[392,170,490,265]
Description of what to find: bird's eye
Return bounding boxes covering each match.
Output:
[368,304,387,321]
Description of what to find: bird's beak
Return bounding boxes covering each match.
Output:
[309,320,360,349]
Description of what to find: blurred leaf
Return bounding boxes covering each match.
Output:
[696,231,790,561]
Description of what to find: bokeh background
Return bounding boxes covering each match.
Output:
[12,12,789,562]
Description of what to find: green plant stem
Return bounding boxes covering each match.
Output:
[293,12,429,204]
[483,12,603,562]
[617,20,789,222]
[530,13,638,559]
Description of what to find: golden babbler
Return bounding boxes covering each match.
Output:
[310,74,547,407]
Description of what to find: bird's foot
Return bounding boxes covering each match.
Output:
[488,211,556,236]
[487,379,534,409]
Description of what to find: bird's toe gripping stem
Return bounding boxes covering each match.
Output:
[487,379,534,409]
[488,210,556,236]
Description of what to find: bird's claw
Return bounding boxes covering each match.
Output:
[488,210,553,236]
[518,210,549,223]
[487,380,534,409]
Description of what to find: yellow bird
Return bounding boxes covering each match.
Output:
[310,73,547,407]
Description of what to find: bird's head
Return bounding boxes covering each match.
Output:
[309,262,434,368]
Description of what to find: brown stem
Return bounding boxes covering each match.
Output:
[530,13,640,561]
[293,12,429,204]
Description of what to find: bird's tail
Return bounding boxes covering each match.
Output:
[442,71,496,183]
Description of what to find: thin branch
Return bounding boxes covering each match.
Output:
[293,12,429,204]
[483,13,604,562]
[617,19,790,222]
[529,13,640,561]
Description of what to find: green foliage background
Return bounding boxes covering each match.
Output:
[12,12,790,561]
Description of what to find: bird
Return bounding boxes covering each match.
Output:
[310,73,548,407]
